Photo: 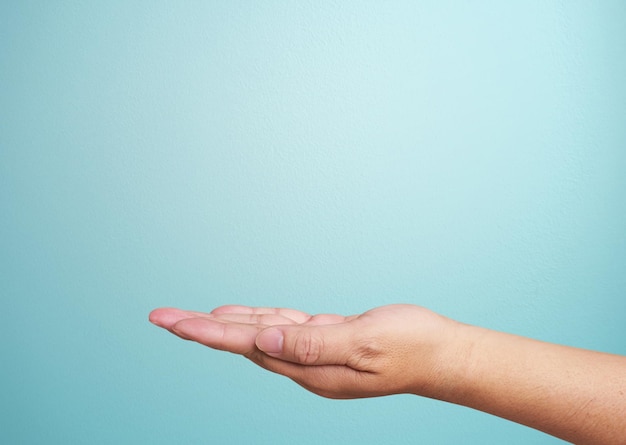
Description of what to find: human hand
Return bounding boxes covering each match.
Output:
[150,304,626,444]
[149,304,467,400]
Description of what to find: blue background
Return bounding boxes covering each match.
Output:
[1,1,625,444]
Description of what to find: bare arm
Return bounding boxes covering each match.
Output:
[149,304,626,445]
[452,325,626,445]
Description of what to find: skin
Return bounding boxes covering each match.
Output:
[149,304,626,445]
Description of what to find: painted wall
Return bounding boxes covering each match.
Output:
[1,2,624,444]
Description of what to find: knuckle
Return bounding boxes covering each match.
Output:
[292,331,323,365]
[349,337,385,370]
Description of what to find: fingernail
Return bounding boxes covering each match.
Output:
[256,328,283,354]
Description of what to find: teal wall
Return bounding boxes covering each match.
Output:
[1,2,625,444]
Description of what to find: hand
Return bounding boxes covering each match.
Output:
[149,304,466,399]
[150,304,626,444]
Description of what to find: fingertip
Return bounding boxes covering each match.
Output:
[171,318,196,340]
[210,305,251,314]
[149,307,171,327]
[256,327,284,355]
[148,307,194,330]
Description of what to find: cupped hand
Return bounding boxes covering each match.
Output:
[149,304,466,400]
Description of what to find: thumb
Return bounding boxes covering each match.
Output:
[255,323,354,366]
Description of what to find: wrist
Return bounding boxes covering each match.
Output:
[408,319,483,403]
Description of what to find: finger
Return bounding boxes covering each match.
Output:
[303,313,350,326]
[255,323,354,366]
[211,305,312,324]
[149,307,214,330]
[209,313,300,326]
[172,318,264,355]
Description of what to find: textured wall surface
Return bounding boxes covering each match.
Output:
[1,2,625,444]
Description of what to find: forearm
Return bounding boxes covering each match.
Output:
[437,324,626,445]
